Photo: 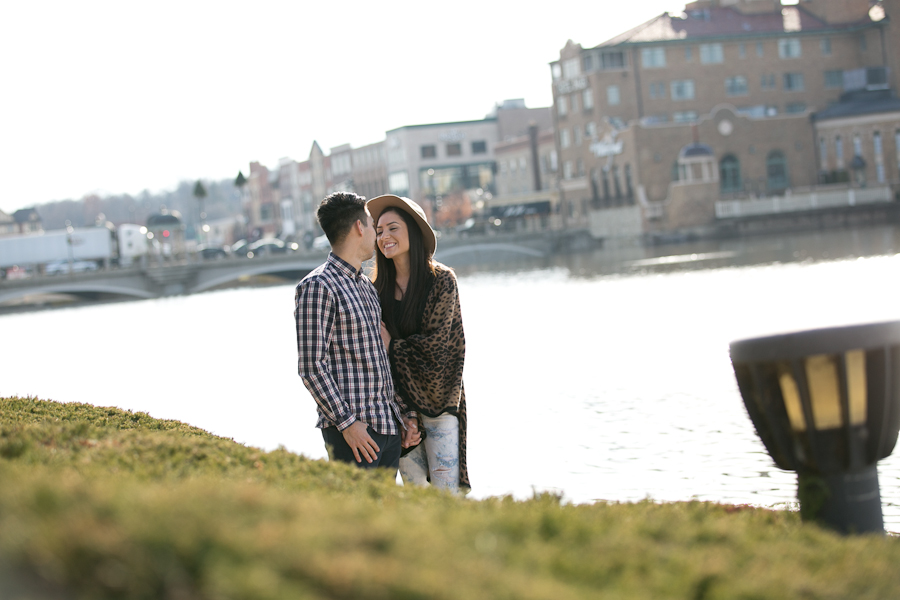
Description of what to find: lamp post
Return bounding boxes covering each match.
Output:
[65,220,74,275]
[730,321,900,534]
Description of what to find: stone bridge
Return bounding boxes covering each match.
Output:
[0,239,554,307]
[0,254,324,307]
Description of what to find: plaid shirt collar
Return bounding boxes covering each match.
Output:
[327,252,363,282]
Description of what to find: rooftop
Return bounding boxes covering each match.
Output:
[813,89,900,121]
[597,5,877,47]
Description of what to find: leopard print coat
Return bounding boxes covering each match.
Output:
[388,262,469,489]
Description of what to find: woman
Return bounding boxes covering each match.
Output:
[366,194,469,492]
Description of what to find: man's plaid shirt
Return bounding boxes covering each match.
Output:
[295,253,405,435]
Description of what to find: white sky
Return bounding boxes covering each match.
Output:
[0,1,691,214]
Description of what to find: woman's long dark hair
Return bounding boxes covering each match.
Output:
[373,207,436,339]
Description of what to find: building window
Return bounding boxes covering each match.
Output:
[720,155,741,193]
[649,82,666,99]
[560,128,570,149]
[685,46,693,61]
[557,95,568,117]
[725,76,748,96]
[756,42,764,57]
[671,79,695,100]
[607,85,621,106]
[673,111,698,123]
[563,160,573,179]
[388,171,409,196]
[821,38,832,55]
[783,73,804,91]
[778,38,802,58]
[446,143,462,157]
[586,121,596,139]
[819,137,828,170]
[583,53,594,72]
[601,51,626,69]
[641,47,666,68]
[835,135,844,167]
[874,131,883,156]
[562,58,580,79]
[574,127,582,146]
[420,145,436,159]
[739,43,746,59]
[700,43,724,64]
[853,134,863,157]
[766,151,789,191]
[761,74,776,90]
[877,163,885,183]
[785,102,807,113]
[643,114,669,125]
[552,63,562,80]
[824,70,843,89]
[471,140,487,154]
[577,158,585,177]
[583,88,594,110]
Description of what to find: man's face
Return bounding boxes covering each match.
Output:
[360,209,377,260]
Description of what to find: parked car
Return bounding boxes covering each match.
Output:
[196,244,230,260]
[247,238,294,257]
[45,260,99,275]
[231,239,251,257]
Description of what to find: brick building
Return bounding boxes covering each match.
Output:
[551,0,900,238]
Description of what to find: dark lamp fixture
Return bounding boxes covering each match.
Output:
[730,321,900,534]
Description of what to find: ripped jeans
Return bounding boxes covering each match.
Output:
[399,413,459,493]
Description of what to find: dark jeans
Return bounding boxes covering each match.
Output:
[321,425,402,471]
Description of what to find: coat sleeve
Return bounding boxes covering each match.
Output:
[388,268,465,416]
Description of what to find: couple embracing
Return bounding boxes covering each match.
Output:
[294,192,469,492]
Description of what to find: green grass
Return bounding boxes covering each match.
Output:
[2,396,899,599]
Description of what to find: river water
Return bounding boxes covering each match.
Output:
[3,225,900,528]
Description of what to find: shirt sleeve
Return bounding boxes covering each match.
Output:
[295,278,356,430]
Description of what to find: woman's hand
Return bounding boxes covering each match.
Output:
[401,415,421,448]
[380,321,392,351]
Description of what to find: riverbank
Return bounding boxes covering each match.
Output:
[2,397,899,599]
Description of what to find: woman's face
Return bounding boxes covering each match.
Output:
[376,209,410,260]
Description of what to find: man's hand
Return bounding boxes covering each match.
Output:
[380,322,391,351]
[401,416,421,448]
[341,421,380,463]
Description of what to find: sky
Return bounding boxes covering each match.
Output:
[1,1,695,214]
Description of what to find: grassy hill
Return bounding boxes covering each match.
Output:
[2,396,899,599]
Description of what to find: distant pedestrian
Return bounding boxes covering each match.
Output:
[367,194,470,492]
[294,192,417,472]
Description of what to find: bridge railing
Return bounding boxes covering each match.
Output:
[715,186,892,219]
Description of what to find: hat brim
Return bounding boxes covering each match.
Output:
[366,194,437,257]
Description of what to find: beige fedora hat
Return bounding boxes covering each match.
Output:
[366,194,437,256]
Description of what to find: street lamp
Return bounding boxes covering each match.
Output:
[65,220,74,274]
[730,321,900,534]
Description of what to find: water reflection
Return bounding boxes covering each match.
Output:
[2,225,900,529]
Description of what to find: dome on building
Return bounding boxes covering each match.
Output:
[679,143,714,158]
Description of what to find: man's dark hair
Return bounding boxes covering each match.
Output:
[316,192,368,246]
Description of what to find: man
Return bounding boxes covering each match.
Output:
[295,192,416,470]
